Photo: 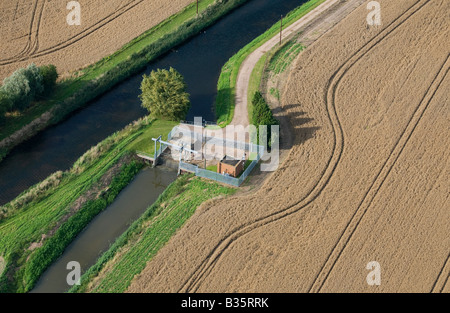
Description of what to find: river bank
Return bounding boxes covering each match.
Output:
[70,174,235,293]
[32,166,177,293]
[0,0,250,162]
[0,0,304,206]
[0,118,175,292]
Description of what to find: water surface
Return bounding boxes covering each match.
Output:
[0,0,306,204]
[31,167,177,293]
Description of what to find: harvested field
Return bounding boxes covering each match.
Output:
[127,0,449,293]
[0,0,194,80]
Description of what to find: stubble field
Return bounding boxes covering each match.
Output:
[127,0,449,293]
[0,0,194,80]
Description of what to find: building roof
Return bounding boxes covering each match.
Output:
[220,156,243,167]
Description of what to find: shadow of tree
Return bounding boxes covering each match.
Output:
[272,102,320,150]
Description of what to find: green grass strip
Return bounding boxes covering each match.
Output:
[20,161,143,293]
[71,175,235,293]
[0,118,177,292]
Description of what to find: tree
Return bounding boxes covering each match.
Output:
[39,65,58,96]
[139,67,190,121]
[2,68,32,110]
[1,63,43,110]
[251,91,279,148]
[23,63,44,97]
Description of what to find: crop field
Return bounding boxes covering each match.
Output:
[0,0,196,81]
[128,0,449,293]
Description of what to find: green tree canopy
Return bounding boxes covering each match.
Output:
[0,91,11,124]
[1,63,43,110]
[251,91,279,148]
[39,64,58,96]
[0,91,13,112]
[139,67,190,121]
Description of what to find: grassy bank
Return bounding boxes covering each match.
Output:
[248,54,269,121]
[268,41,305,76]
[0,0,250,162]
[22,160,143,292]
[70,175,235,293]
[248,38,305,120]
[0,118,176,292]
[214,0,326,126]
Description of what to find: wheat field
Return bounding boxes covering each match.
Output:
[127,0,449,293]
[0,0,194,80]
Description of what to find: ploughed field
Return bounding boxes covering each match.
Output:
[0,0,194,80]
[127,0,450,293]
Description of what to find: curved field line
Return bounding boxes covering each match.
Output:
[177,0,431,293]
[0,0,142,66]
[29,0,46,56]
[431,252,450,293]
[443,274,450,292]
[13,1,19,21]
[6,0,47,61]
[311,53,450,293]
[11,0,39,60]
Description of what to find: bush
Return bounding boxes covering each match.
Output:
[39,65,58,96]
[1,64,43,111]
[0,91,12,123]
[139,67,190,121]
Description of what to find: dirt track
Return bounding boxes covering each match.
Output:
[125,0,449,293]
[231,0,339,127]
[0,0,194,81]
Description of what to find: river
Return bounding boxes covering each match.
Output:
[31,167,177,293]
[24,0,310,293]
[0,0,306,205]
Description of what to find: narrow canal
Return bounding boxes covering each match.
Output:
[0,0,307,205]
[32,167,177,293]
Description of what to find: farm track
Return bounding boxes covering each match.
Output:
[12,0,36,59]
[12,1,19,21]
[0,0,142,66]
[431,252,450,293]
[4,0,45,61]
[178,0,431,293]
[16,0,39,58]
[29,0,46,56]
